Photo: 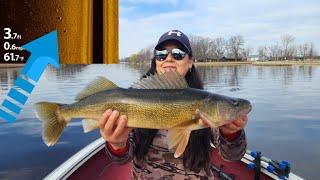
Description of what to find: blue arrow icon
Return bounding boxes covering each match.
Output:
[0,30,60,123]
[22,31,60,82]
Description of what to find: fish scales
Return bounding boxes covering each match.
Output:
[61,88,207,129]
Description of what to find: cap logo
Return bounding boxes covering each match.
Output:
[168,30,181,36]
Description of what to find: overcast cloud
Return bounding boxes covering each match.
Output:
[119,0,320,58]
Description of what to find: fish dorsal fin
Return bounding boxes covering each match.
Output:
[131,71,188,89]
[75,76,118,101]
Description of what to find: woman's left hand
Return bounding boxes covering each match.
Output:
[219,115,248,135]
[198,115,248,135]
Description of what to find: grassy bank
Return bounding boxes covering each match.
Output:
[252,60,320,66]
[195,60,320,66]
[195,61,251,66]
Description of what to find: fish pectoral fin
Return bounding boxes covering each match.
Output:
[168,129,183,149]
[191,113,201,121]
[198,110,218,128]
[82,119,99,133]
[75,76,118,101]
[171,119,195,129]
[168,129,191,158]
[174,130,191,158]
[191,109,202,122]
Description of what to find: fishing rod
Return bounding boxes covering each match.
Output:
[245,150,291,180]
[210,141,288,179]
[210,164,235,180]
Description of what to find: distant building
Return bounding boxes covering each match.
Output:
[220,57,242,61]
[247,55,268,61]
[293,56,304,61]
[247,55,259,61]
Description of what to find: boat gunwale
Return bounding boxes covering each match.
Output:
[44,138,106,180]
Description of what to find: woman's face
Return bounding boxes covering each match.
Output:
[155,42,193,76]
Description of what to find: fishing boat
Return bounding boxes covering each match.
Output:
[44,138,303,180]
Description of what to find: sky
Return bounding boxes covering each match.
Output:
[119,0,320,58]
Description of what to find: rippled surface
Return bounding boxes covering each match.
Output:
[0,64,319,179]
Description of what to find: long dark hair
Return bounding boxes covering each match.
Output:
[134,57,214,175]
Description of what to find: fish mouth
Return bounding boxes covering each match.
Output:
[236,100,252,116]
[242,103,252,115]
[233,104,252,122]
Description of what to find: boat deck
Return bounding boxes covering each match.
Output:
[68,143,271,179]
[46,138,302,180]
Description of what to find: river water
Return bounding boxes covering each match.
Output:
[0,64,319,179]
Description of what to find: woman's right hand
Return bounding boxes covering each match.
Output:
[99,109,133,150]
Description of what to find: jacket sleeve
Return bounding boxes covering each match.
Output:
[104,130,135,164]
[211,128,247,161]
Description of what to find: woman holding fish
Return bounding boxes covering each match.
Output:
[100,30,250,179]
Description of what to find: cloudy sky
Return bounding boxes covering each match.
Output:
[119,0,320,58]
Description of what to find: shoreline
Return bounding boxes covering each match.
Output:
[195,60,320,66]
[0,63,25,68]
[195,61,250,66]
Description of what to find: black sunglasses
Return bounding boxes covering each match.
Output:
[154,48,187,61]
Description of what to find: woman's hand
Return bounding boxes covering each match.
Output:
[198,115,248,135]
[99,109,132,150]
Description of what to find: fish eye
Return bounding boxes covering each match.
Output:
[231,99,239,106]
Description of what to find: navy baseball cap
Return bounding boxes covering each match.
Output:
[155,30,192,56]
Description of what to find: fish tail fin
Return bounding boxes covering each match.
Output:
[35,102,67,146]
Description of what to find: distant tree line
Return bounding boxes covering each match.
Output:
[121,34,318,63]
[120,45,154,64]
[257,34,316,61]
[189,35,250,61]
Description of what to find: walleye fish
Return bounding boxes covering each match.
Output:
[35,71,252,157]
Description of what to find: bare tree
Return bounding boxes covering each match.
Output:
[130,54,138,64]
[189,35,202,61]
[268,43,281,61]
[227,35,244,60]
[258,46,268,60]
[136,45,154,63]
[206,39,218,60]
[298,43,310,59]
[308,42,316,58]
[290,45,297,59]
[189,35,215,61]
[281,34,295,60]
[199,37,213,61]
[242,46,252,60]
[213,37,226,58]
